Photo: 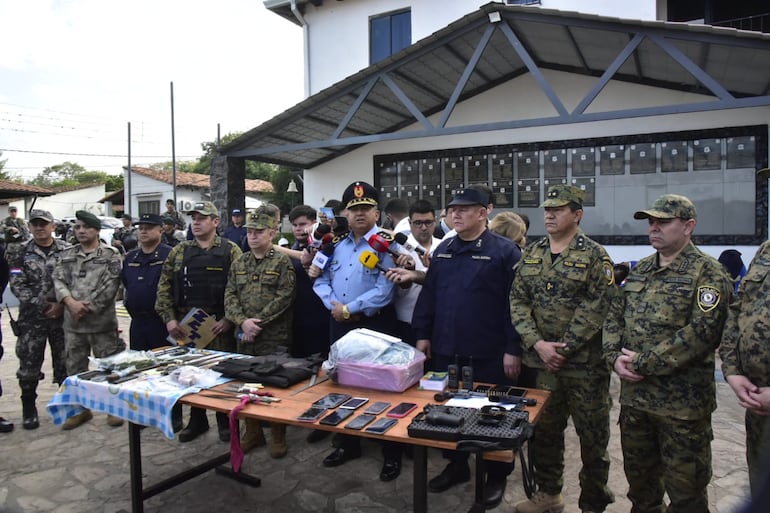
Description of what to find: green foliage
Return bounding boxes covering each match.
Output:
[0,151,9,180]
[28,161,118,190]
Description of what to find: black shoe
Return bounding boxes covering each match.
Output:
[322,446,362,467]
[380,458,402,481]
[483,477,507,509]
[178,418,209,443]
[22,407,39,430]
[171,404,184,433]
[306,429,331,444]
[0,417,13,433]
[216,412,230,442]
[428,461,471,492]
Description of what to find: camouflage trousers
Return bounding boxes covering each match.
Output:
[532,370,614,512]
[619,406,713,513]
[15,310,67,385]
[64,330,126,376]
[745,409,770,497]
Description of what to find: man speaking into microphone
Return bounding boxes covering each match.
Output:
[312,180,403,480]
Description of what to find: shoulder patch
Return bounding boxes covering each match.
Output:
[523,257,542,265]
[603,259,615,286]
[697,286,721,313]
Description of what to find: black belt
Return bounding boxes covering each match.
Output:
[128,311,160,318]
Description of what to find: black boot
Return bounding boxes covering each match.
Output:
[171,403,183,433]
[216,412,230,442]
[19,380,40,430]
[178,407,209,443]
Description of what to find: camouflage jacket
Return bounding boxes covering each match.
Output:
[52,243,123,333]
[603,241,732,419]
[720,240,770,386]
[510,229,615,374]
[3,216,29,242]
[165,210,186,231]
[155,236,242,323]
[224,248,296,354]
[7,238,71,312]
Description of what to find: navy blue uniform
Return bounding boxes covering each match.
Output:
[122,244,173,350]
[223,224,246,246]
[412,228,522,479]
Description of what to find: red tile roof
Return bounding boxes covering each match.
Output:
[129,167,273,194]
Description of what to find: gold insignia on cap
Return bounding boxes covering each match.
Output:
[354,184,364,198]
[697,286,720,313]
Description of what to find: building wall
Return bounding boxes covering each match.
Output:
[34,184,107,220]
[300,0,659,94]
[301,69,770,262]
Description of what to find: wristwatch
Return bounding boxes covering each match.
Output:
[342,304,351,320]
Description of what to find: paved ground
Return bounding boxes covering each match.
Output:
[0,304,753,513]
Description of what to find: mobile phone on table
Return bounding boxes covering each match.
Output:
[344,413,377,430]
[319,408,354,426]
[364,417,398,434]
[340,397,369,410]
[364,401,391,415]
[297,407,327,422]
[386,402,418,418]
[312,393,352,409]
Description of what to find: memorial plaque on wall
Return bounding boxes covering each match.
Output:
[599,145,625,175]
[571,147,596,177]
[517,151,539,179]
[661,141,688,173]
[726,136,756,169]
[629,143,656,174]
[692,139,722,171]
[543,149,567,179]
[444,156,464,182]
[517,179,540,207]
[422,158,441,185]
[378,160,399,187]
[491,154,513,208]
[467,155,488,183]
[400,159,419,203]
[571,178,595,207]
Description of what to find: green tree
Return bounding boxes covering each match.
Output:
[0,150,9,180]
[28,161,118,190]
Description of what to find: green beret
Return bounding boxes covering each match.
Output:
[75,210,101,230]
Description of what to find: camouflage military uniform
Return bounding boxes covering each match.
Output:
[4,216,29,245]
[720,240,770,496]
[224,248,296,355]
[165,210,186,231]
[52,243,125,375]
[604,241,731,513]
[155,236,242,352]
[7,237,71,386]
[510,228,615,512]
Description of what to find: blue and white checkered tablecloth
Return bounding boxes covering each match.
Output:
[47,364,231,439]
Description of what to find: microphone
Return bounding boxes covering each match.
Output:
[394,232,426,256]
[359,250,389,273]
[310,223,332,248]
[367,233,401,259]
[311,242,335,271]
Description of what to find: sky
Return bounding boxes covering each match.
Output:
[0,0,304,181]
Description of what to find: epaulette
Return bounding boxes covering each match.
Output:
[575,235,586,250]
[376,230,394,242]
[536,237,548,247]
[332,232,349,245]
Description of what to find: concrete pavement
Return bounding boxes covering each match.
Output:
[0,304,753,513]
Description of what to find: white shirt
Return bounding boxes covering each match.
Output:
[394,235,442,323]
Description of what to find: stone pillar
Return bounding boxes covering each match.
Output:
[210,156,246,230]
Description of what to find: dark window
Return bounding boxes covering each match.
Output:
[138,200,160,215]
[370,10,411,64]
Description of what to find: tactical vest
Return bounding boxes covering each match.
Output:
[174,243,231,315]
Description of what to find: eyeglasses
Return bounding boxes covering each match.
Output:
[410,220,435,227]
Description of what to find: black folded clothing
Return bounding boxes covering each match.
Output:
[211,353,324,388]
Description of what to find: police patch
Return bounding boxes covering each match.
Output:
[603,260,615,286]
[697,286,720,313]
[108,260,122,276]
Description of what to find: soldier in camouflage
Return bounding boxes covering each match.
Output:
[53,210,125,430]
[3,206,29,246]
[6,210,70,430]
[112,214,138,254]
[603,194,731,513]
[720,237,770,498]
[510,185,615,513]
[155,201,241,443]
[225,212,296,458]
[164,198,186,231]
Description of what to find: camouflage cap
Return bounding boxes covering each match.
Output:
[29,209,54,223]
[186,201,219,217]
[245,212,278,230]
[75,210,101,230]
[633,194,697,221]
[540,185,585,208]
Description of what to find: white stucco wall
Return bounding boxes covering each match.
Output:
[34,184,107,220]
[298,0,659,95]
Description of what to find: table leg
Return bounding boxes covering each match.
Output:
[413,445,428,513]
[128,422,144,513]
